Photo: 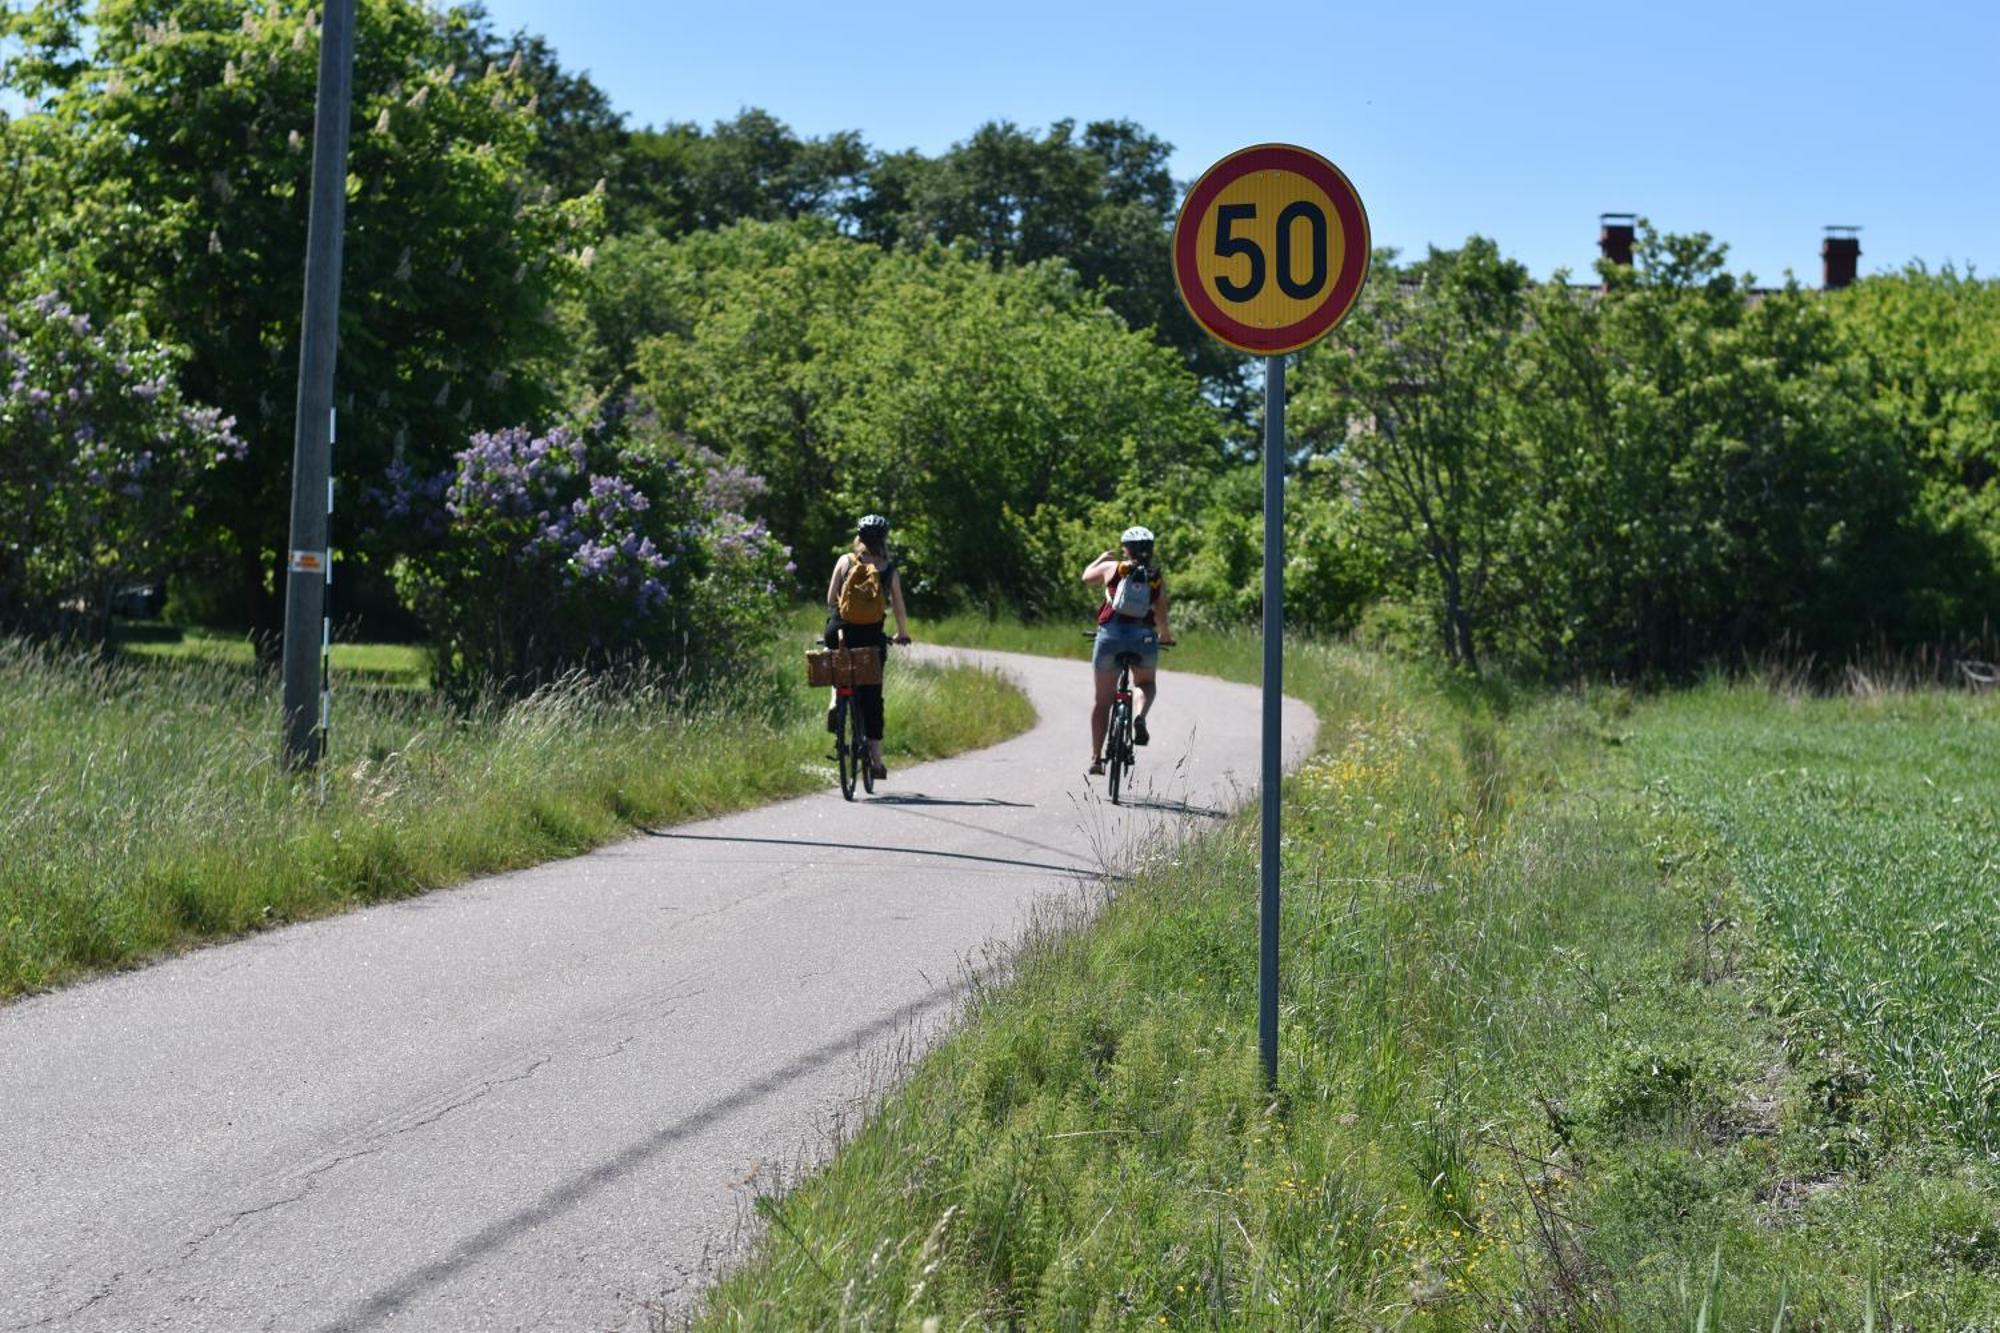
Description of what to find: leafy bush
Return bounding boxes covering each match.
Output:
[0,289,241,635]
[387,424,786,694]
[2,0,602,641]
[620,220,1225,615]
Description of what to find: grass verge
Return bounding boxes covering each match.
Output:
[694,635,2000,1328]
[0,636,1035,1000]
[117,622,432,688]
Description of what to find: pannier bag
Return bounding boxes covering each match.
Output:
[805,646,883,688]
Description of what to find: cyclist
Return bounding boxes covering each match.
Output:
[824,513,912,781]
[1082,525,1174,776]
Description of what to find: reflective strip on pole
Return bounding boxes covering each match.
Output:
[1259,353,1284,1088]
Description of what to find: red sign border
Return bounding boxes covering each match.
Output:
[1172,144,1371,356]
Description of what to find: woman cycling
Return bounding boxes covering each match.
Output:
[824,513,912,782]
[1082,525,1174,776]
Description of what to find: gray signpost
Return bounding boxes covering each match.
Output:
[1170,143,1370,1087]
[1258,353,1286,1081]
[280,0,358,771]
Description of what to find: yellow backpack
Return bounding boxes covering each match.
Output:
[836,557,887,624]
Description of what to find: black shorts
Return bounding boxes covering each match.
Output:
[823,618,890,660]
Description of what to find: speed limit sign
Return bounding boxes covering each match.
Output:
[1171,144,1370,355]
[1172,143,1370,1089]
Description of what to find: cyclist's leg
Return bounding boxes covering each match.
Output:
[1088,626,1120,764]
[859,684,885,755]
[1132,629,1161,714]
[861,631,888,771]
[1089,669,1115,764]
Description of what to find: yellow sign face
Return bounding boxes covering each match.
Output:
[1192,171,1350,332]
[1173,144,1370,356]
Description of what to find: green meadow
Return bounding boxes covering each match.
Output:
[700,629,2000,1329]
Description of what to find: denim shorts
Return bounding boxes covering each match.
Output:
[1092,620,1159,673]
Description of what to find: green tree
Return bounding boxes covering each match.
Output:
[613,108,868,238]
[2,0,599,645]
[854,118,1245,398]
[1294,240,1528,672]
[1829,265,2000,568]
[626,219,874,563]
[1511,229,1921,675]
[626,220,1222,614]
[818,243,1221,614]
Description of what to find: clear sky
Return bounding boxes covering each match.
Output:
[476,0,1996,285]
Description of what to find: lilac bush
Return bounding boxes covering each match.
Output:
[0,290,243,635]
[389,426,788,693]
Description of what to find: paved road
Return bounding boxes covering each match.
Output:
[0,647,1316,1331]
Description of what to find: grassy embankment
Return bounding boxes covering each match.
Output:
[0,628,1035,1000]
[699,618,2000,1328]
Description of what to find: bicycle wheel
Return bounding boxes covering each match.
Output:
[860,733,876,796]
[836,698,860,801]
[1107,700,1130,804]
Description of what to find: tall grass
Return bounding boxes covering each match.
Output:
[694,638,2000,1328]
[1634,684,2000,1151]
[0,636,1034,999]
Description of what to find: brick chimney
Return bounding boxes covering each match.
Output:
[1599,213,1636,269]
[1822,226,1861,289]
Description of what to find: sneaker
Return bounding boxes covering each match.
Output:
[1134,715,1150,746]
[1088,756,1106,776]
[871,762,889,781]
[825,704,838,733]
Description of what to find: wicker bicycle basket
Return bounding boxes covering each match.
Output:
[805,645,883,688]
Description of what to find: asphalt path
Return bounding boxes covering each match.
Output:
[0,646,1316,1331]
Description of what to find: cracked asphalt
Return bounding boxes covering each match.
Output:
[0,647,1315,1331]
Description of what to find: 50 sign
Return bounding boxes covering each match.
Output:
[1172,144,1369,355]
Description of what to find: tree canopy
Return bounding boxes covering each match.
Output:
[4,8,1994,682]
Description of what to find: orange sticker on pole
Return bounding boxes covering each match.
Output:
[1172,144,1370,356]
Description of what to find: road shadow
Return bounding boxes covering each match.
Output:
[640,829,1105,880]
[862,793,1032,809]
[1117,795,1229,819]
[312,978,972,1333]
[867,803,1103,868]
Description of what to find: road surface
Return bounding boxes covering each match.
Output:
[0,647,1316,1331]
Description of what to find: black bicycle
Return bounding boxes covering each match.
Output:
[1090,636,1171,804]
[827,661,876,802]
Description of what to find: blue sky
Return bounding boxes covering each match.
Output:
[478,0,1997,284]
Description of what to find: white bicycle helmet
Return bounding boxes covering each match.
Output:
[1121,525,1155,545]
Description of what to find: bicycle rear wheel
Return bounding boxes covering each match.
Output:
[836,698,860,801]
[1107,700,1130,804]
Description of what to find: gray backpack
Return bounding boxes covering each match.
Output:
[1110,565,1154,619]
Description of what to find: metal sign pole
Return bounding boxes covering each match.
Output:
[1259,352,1285,1088]
[281,0,356,770]
[1168,142,1366,1090]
